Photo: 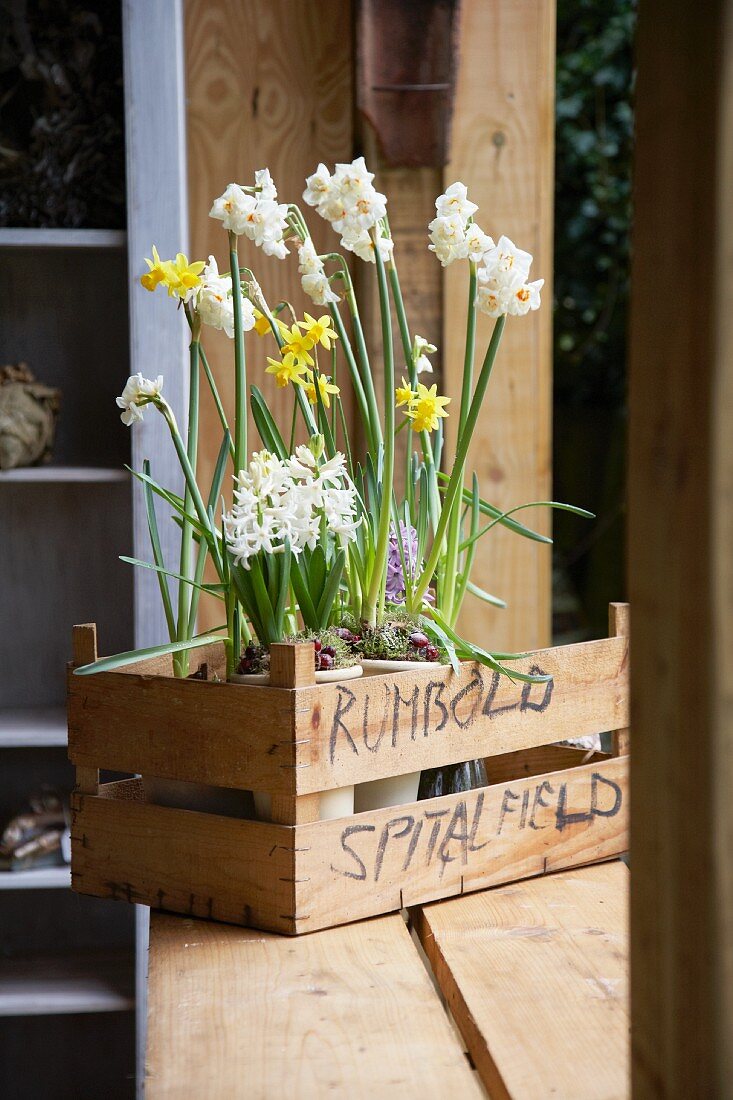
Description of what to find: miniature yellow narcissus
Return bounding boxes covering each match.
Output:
[406,382,450,433]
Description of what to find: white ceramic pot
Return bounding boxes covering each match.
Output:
[354,771,421,813]
[142,776,253,818]
[360,658,441,675]
[253,785,355,823]
[229,664,363,686]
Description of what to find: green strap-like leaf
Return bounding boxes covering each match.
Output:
[141,459,176,640]
[250,385,288,460]
[73,628,227,676]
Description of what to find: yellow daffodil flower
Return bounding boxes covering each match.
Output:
[164,253,206,300]
[281,326,315,366]
[253,309,272,336]
[265,354,308,389]
[395,377,415,408]
[406,382,451,433]
[297,312,339,351]
[299,371,340,409]
[140,245,170,292]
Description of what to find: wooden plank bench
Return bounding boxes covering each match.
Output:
[145,861,629,1098]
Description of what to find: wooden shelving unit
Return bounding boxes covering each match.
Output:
[0,193,136,1094]
[0,708,67,748]
[0,228,127,250]
[0,467,129,484]
[0,867,71,891]
[0,952,134,1016]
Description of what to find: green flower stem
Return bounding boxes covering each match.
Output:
[362,234,395,627]
[328,304,376,454]
[173,332,200,676]
[199,345,234,460]
[412,315,506,609]
[157,400,223,577]
[386,255,442,544]
[442,262,477,625]
[343,283,382,448]
[229,232,247,475]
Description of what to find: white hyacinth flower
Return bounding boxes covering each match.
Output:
[116,373,163,426]
[223,445,359,568]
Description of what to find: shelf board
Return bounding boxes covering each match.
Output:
[0,228,126,250]
[0,951,134,1016]
[0,466,128,484]
[0,708,67,748]
[0,866,70,890]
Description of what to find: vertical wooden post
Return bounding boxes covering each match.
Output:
[184,0,355,634]
[629,0,733,1093]
[608,603,629,757]
[445,0,555,653]
[269,644,319,824]
[71,625,100,795]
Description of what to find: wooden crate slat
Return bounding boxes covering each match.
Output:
[413,861,630,1100]
[69,632,628,796]
[145,910,483,1099]
[71,781,295,933]
[293,756,628,933]
[292,634,629,793]
[68,670,298,793]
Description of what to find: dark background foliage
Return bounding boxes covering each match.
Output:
[0,0,125,227]
[552,0,635,640]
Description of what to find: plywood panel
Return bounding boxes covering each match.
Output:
[145,911,482,1098]
[415,862,629,1099]
[184,0,355,631]
[444,0,555,652]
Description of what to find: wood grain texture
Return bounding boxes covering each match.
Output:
[444,0,555,653]
[71,780,294,933]
[67,633,629,795]
[291,634,629,794]
[628,1,733,1094]
[414,861,629,1099]
[184,0,355,632]
[145,911,482,1099]
[609,603,630,756]
[296,756,628,933]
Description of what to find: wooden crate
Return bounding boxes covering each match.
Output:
[68,606,630,935]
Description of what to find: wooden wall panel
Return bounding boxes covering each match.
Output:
[184,0,354,630]
[444,0,555,653]
[629,0,733,1094]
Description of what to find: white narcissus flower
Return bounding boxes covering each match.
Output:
[210,170,289,258]
[209,183,256,235]
[301,272,340,306]
[506,278,544,316]
[297,239,340,305]
[116,373,163,426]
[480,235,533,289]
[302,157,389,261]
[428,212,467,266]
[435,181,478,222]
[413,334,437,374]
[465,223,494,263]
[195,257,257,337]
[341,228,394,265]
[475,235,542,319]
